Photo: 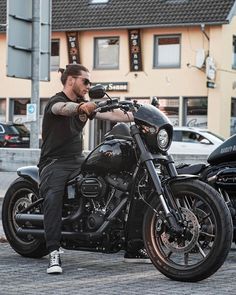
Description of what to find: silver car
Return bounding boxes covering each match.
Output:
[169,126,224,155]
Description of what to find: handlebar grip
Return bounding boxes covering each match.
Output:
[95,104,120,113]
[97,100,108,108]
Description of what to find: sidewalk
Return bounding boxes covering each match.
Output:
[0,171,18,199]
[0,172,18,240]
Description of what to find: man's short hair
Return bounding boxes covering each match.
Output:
[60,64,89,85]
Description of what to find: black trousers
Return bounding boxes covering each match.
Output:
[39,156,84,252]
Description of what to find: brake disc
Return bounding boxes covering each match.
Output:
[160,208,200,253]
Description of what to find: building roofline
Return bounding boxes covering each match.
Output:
[51,21,229,32]
[227,0,236,21]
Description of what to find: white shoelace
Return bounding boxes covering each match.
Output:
[49,250,61,265]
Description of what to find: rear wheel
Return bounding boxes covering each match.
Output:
[2,177,48,258]
[143,179,233,282]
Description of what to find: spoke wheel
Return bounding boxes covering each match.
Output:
[143,179,232,282]
[2,177,48,258]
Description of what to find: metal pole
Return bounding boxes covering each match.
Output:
[30,0,40,148]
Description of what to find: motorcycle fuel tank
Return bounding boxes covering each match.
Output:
[208,134,236,164]
[82,138,136,174]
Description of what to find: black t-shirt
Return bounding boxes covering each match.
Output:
[38,92,87,167]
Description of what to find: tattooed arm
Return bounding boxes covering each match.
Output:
[51,102,81,116]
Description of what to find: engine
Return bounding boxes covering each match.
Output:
[74,174,130,232]
[75,176,106,231]
[79,176,107,198]
[63,171,132,234]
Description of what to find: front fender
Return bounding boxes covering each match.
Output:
[17,166,39,186]
[166,174,199,186]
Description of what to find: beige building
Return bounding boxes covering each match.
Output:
[0,0,236,149]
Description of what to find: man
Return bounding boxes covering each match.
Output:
[38,64,149,275]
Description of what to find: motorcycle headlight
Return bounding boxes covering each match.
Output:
[157,128,169,151]
[140,124,173,154]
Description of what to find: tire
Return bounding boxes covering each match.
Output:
[2,177,48,258]
[143,179,233,282]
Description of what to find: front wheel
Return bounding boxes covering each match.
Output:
[143,179,233,282]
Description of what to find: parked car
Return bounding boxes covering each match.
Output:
[169,126,224,155]
[0,122,30,148]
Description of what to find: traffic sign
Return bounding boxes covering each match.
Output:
[7,0,51,81]
[27,103,37,121]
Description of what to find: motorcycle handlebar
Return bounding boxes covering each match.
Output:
[94,99,133,113]
[95,103,120,113]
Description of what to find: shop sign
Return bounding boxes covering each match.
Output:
[92,82,128,91]
[128,29,143,71]
[66,32,80,64]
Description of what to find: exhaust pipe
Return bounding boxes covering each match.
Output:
[16,197,128,241]
[15,214,43,227]
[17,227,104,241]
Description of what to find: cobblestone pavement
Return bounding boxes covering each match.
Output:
[0,242,236,295]
[1,176,236,294]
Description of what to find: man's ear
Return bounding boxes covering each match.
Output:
[67,76,74,86]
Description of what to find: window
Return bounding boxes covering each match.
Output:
[157,97,179,126]
[0,99,6,121]
[14,99,30,115]
[231,97,236,135]
[232,36,236,69]
[51,39,60,71]
[0,99,6,116]
[185,97,207,128]
[40,98,48,116]
[154,35,181,68]
[94,37,119,69]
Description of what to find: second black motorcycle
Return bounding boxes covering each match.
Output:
[1,85,233,282]
[177,134,236,242]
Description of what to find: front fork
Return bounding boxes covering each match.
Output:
[130,126,183,234]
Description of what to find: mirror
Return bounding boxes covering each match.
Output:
[200,138,211,145]
[89,84,106,99]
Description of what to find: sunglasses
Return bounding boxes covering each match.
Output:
[73,76,92,86]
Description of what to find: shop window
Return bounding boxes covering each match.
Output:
[51,39,60,71]
[40,98,49,116]
[0,99,6,115]
[185,97,207,128]
[231,97,236,135]
[157,97,179,126]
[94,37,119,69]
[14,99,30,115]
[154,35,181,68]
[232,36,236,69]
[0,99,6,121]
[125,97,150,104]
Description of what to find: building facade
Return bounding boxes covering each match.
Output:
[0,0,236,150]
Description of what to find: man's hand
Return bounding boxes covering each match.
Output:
[78,102,97,116]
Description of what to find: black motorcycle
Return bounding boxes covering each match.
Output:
[1,85,233,282]
[177,134,236,242]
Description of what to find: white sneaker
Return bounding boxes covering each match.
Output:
[47,250,62,274]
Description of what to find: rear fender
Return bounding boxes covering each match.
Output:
[17,166,39,186]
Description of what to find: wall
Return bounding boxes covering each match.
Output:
[207,19,236,138]
[0,148,208,172]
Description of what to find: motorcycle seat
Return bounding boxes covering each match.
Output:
[176,163,206,175]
